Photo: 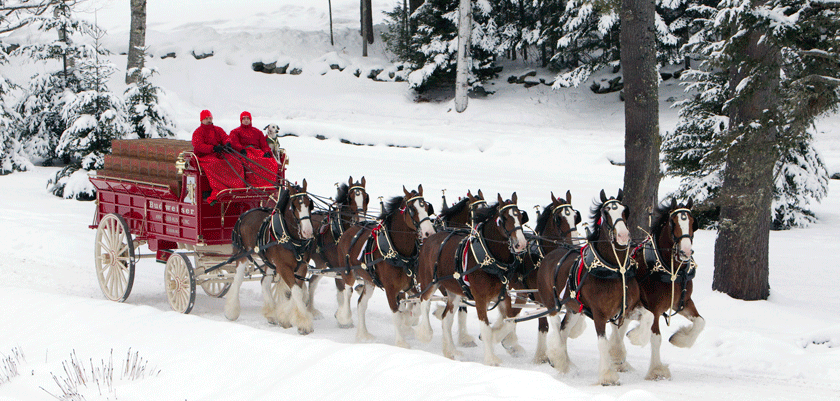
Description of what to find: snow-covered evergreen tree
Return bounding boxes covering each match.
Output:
[13,1,97,165]
[401,0,501,92]
[0,49,31,175]
[47,24,130,199]
[549,0,703,87]
[664,0,839,229]
[124,67,176,139]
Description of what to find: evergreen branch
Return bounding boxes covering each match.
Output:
[792,74,840,88]
[798,49,840,63]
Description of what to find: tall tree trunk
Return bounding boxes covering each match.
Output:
[455,0,471,113]
[409,0,424,14]
[620,0,660,240]
[329,0,335,46]
[713,28,779,300]
[360,0,373,56]
[126,0,146,84]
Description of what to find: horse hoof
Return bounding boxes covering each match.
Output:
[614,361,634,373]
[532,355,549,365]
[298,326,313,335]
[310,309,324,320]
[459,336,477,348]
[483,356,502,367]
[356,333,376,343]
[503,343,526,357]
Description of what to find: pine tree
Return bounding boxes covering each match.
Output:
[0,49,31,175]
[663,0,838,230]
[124,67,176,139]
[13,1,97,165]
[401,0,501,92]
[48,24,130,199]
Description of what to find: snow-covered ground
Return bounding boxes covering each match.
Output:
[1,1,839,400]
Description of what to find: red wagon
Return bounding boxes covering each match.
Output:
[89,138,288,313]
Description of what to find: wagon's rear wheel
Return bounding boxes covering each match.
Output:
[165,253,196,314]
[94,213,135,302]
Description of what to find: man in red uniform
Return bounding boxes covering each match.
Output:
[191,110,244,203]
[229,111,279,187]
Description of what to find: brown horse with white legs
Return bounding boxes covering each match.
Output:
[307,177,369,326]
[225,180,316,334]
[534,189,640,385]
[334,185,435,346]
[625,197,704,380]
[415,193,529,365]
[525,190,583,364]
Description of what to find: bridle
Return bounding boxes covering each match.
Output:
[349,185,368,219]
[552,203,579,238]
[668,207,694,262]
[497,203,526,253]
[600,199,627,249]
[288,190,312,238]
[401,194,432,235]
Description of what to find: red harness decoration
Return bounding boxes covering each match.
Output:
[575,245,588,312]
[462,239,471,286]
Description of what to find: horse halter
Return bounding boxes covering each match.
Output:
[288,191,312,237]
[497,203,526,252]
[349,185,368,217]
[402,194,432,233]
[601,199,628,247]
[669,208,694,242]
[552,204,579,237]
[468,198,487,221]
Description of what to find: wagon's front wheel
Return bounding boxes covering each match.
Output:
[165,253,196,314]
[94,213,135,302]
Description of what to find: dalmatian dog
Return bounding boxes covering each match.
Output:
[263,123,281,159]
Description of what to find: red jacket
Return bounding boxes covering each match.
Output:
[230,124,270,153]
[192,124,229,157]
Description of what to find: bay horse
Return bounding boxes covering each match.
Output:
[307,176,369,326]
[431,189,488,347]
[525,190,583,364]
[625,197,704,380]
[534,189,640,385]
[225,180,316,334]
[334,185,435,346]
[415,193,528,365]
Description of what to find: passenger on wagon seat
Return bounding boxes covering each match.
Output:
[229,111,279,187]
[191,109,244,204]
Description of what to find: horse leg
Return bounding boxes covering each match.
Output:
[289,280,314,335]
[532,317,549,364]
[568,313,587,338]
[355,281,376,342]
[475,299,503,366]
[497,301,525,357]
[645,315,671,380]
[608,321,633,372]
[335,274,354,329]
[594,315,620,386]
[441,294,463,359]
[306,273,324,320]
[669,300,705,348]
[267,275,293,329]
[387,289,411,349]
[627,308,654,346]
[223,261,247,321]
[457,306,476,347]
[416,284,438,344]
[547,312,577,374]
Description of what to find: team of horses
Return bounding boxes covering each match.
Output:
[224,178,704,385]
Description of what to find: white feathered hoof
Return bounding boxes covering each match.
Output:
[224,301,241,321]
[645,364,672,381]
[627,325,650,347]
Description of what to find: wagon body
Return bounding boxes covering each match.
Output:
[89,138,288,313]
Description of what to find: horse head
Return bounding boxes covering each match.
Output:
[346,176,369,223]
[494,192,528,254]
[596,189,630,247]
[664,197,697,262]
[549,190,582,246]
[401,185,435,240]
[287,179,314,239]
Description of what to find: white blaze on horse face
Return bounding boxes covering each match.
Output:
[677,213,693,261]
[352,190,365,222]
[297,200,314,239]
[605,204,630,246]
[414,201,435,239]
[561,208,580,246]
[509,209,527,253]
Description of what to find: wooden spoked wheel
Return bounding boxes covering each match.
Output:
[196,265,231,298]
[94,213,135,302]
[165,253,196,314]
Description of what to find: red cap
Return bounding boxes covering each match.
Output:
[200,110,212,121]
[240,111,252,124]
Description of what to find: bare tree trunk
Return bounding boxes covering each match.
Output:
[329,0,334,46]
[360,0,373,56]
[620,0,660,240]
[454,0,471,113]
[126,0,146,84]
[713,28,779,300]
